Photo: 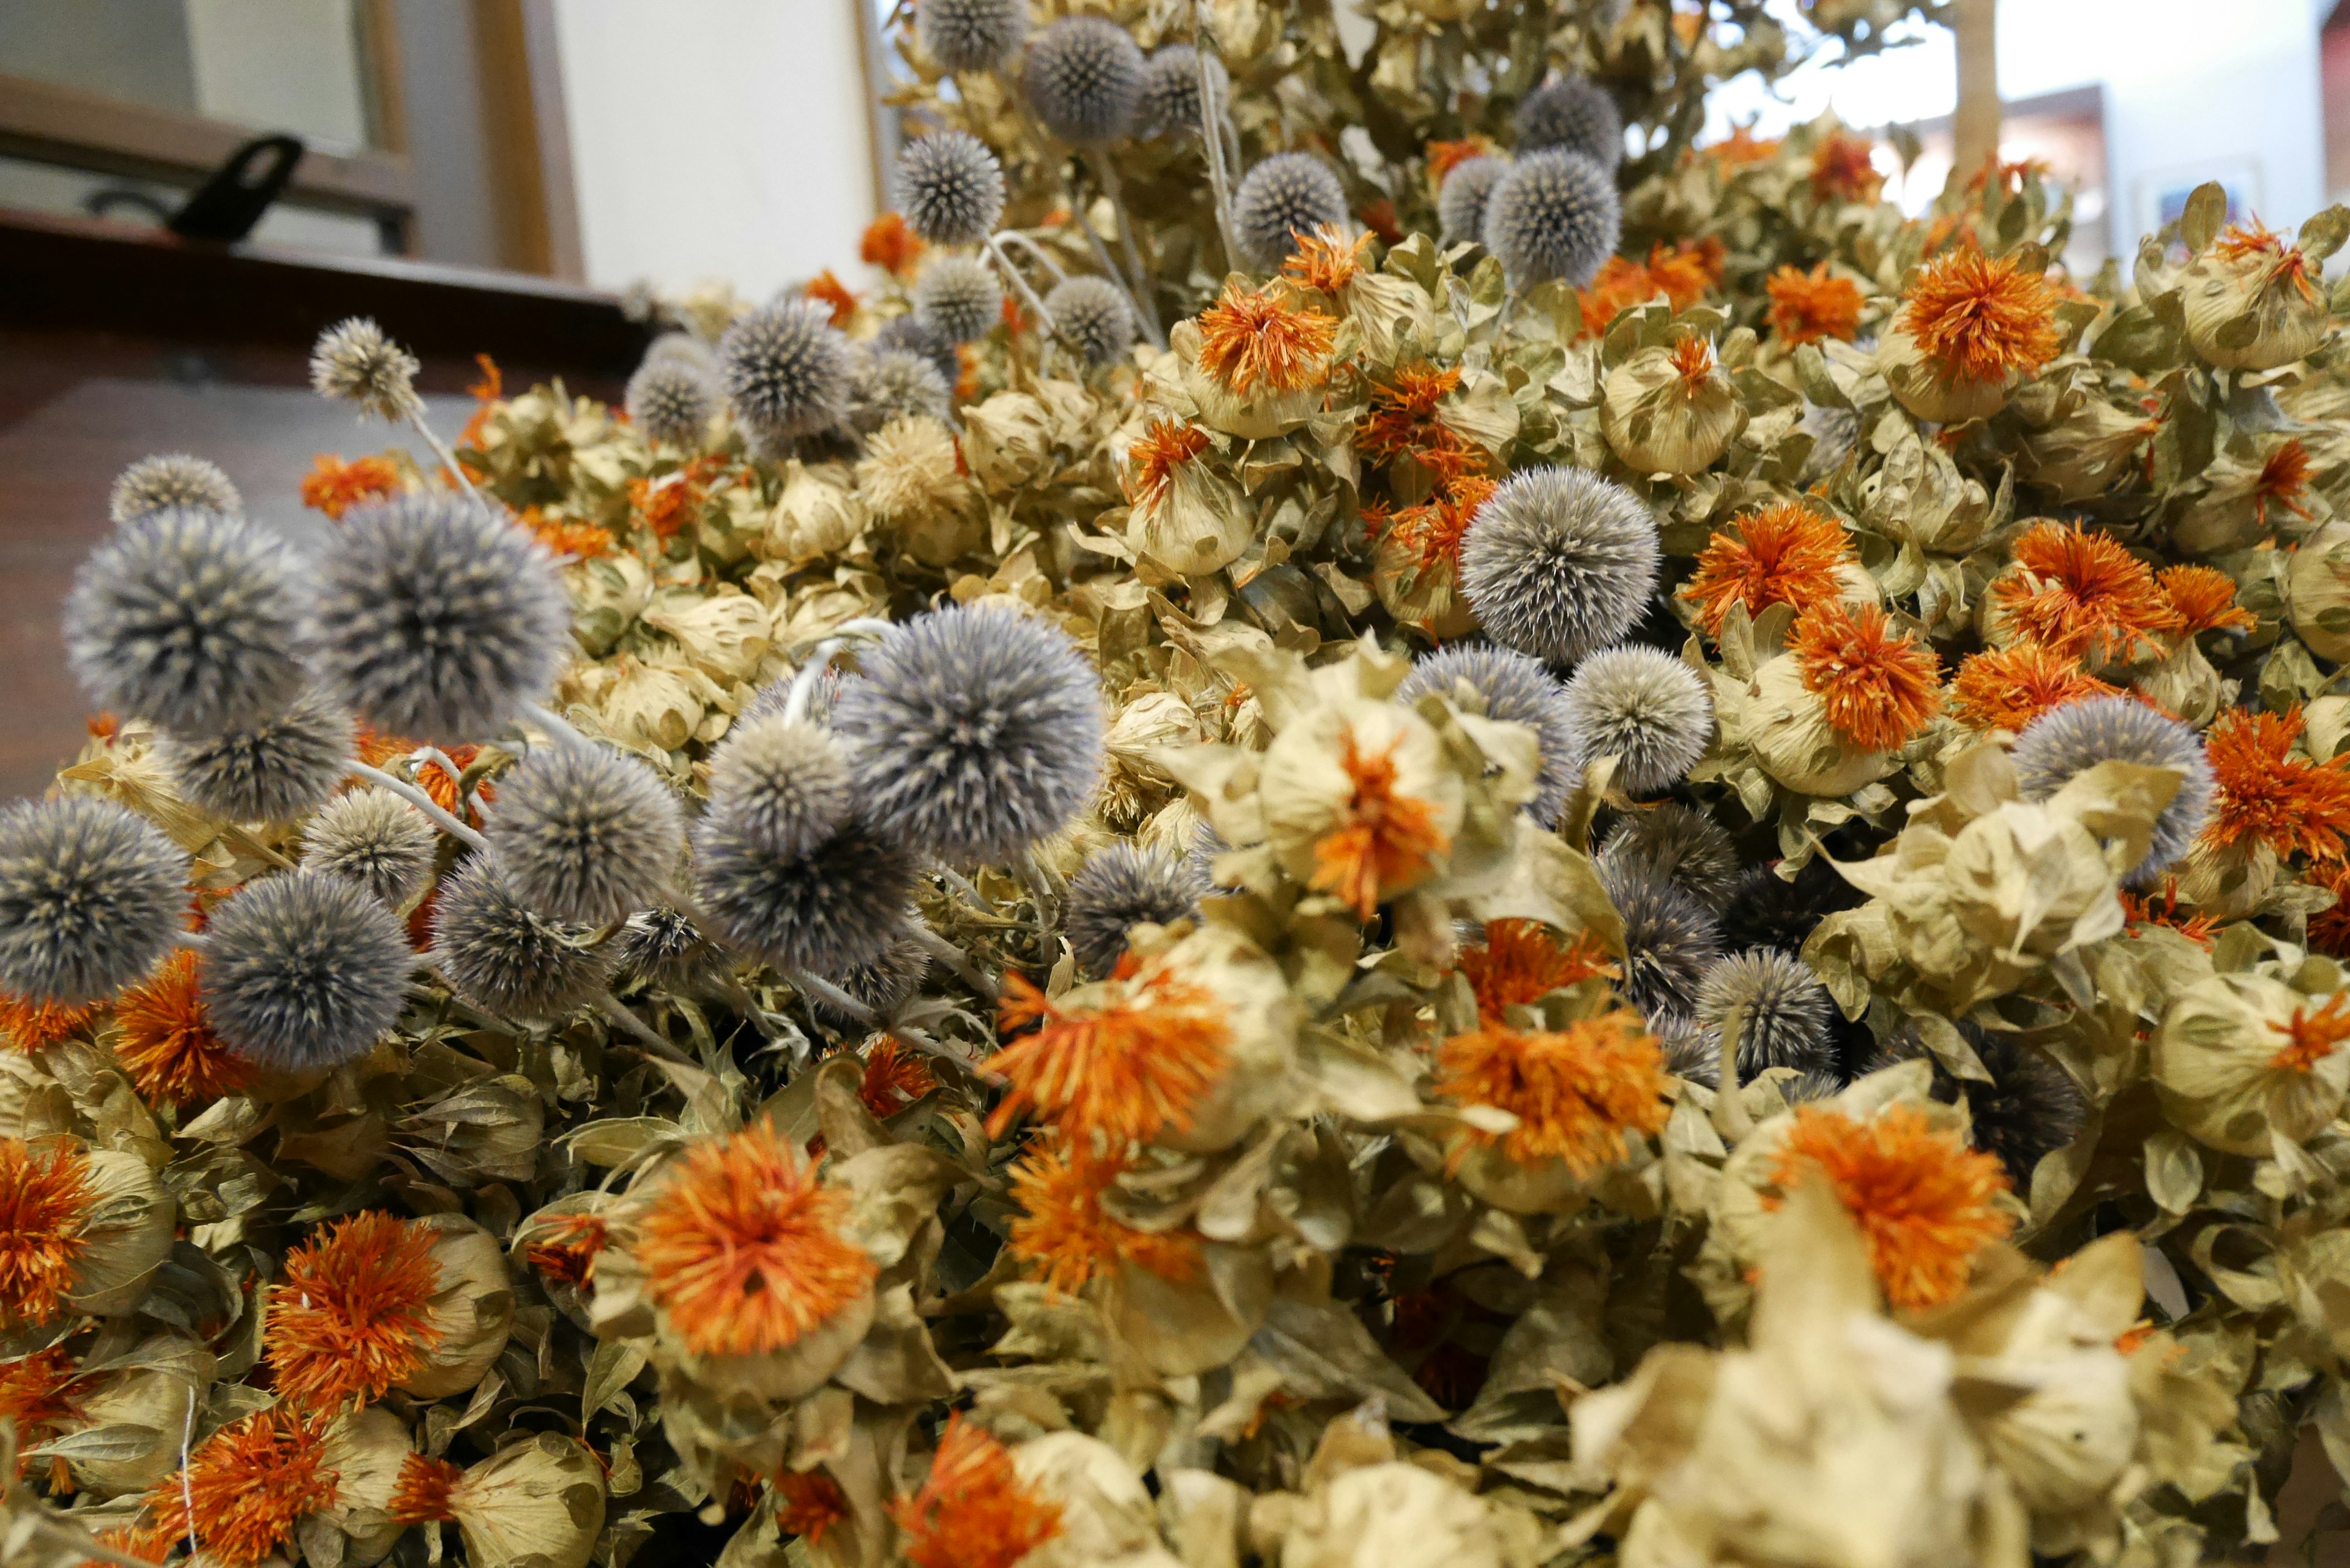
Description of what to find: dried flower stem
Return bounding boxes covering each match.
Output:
[592,990,696,1065]
[986,233,1067,349]
[931,862,989,913]
[1193,1,1240,269]
[524,703,594,751]
[780,965,953,1064]
[907,921,999,998]
[1710,999,1754,1145]
[1086,154,1166,348]
[407,746,474,805]
[406,403,482,505]
[348,761,489,852]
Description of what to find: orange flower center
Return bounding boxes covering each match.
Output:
[2269,994,2350,1073]
[0,993,97,1054]
[987,966,1230,1145]
[1680,500,1855,635]
[265,1211,443,1411]
[144,1408,337,1568]
[1310,728,1451,921]
[388,1452,463,1525]
[1195,280,1336,396]
[1766,263,1865,345]
[775,1469,851,1545]
[1125,418,1211,510]
[856,1037,938,1119]
[1900,247,2061,386]
[299,454,402,521]
[523,1212,608,1290]
[114,949,253,1107]
[1455,920,1614,1025]
[2203,706,2350,864]
[1008,1140,1199,1296]
[0,1140,94,1327]
[860,212,925,278]
[889,1414,1062,1568]
[2254,439,2315,525]
[1992,521,2180,663]
[1283,223,1373,294]
[1789,601,1944,752]
[1948,644,2117,733]
[1434,1012,1670,1174]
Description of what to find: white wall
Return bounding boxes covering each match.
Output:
[550,0,876,304]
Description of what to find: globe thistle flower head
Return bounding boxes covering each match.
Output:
[109,452,241,523]
[157,689,354,823]
[1560,646,1714,795]
[1232,152,1349,271]
[0,795,187,1005]
[65,506,307,733]
[917,0,1028,71]
[1065,843,1207,977]
[845,345,954,435]
[624,354,718,449]
[1436,155,1506,246]
[1512,77,1623,167]
[311,493,571,745]
[430,854,613,1021]
[310,316,421,420]
[804,913,930,1030]
[610,906,726,992]
[708,714,855,859]
[895,130,1006,245]
[875,312,963,389]
[912,252,1004,346]
[1458,466,1659,664]
[1719,857,1865,955]
[1482,148,1621,287]
[1397,644,1578,827]
[1657,1016,1721,1088]
[2012,695,2212,886]
[1598,860,1723,1025]
[690,805,918,978]
[202,870,412,1070]
[1045,275,1137,367]
[1958,1034,2087,1185]
[1138,43,1226,136]
[832,605,1105,864]
[300,788,436,908]
[1695,947,1833,1078]
[1597,802,1742,909]
[483,743,684,925]
[718,299,855,443]
[1023,15,1144,144]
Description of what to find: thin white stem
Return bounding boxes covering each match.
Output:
[524,703,592,750]
[906,922,998,998]
[177,1389,198,1558]
[995,230,1070,287]
[1193,2,1241,271]
[1710,1003,1754,1145]
[405,402,482,503]
[931,862,988,911]
[592,990,695,1066]
[348,761,488,852]
[781,967,952,1063]
[408,746,472,804]
[1087,154,1166,347]
[783,639,848,726]
[987,231,1065,345]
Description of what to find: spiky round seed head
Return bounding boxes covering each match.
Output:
[1064,842,1207,977]
[1718,857,1865,955]
[845,346,953,435]
[1695,947,1833,1078]
[644,331,716,370]
[1560,646,1713,795]
[1232,152,1349,271]
[1872,1026,2086,1185]
[895,131,1006,247]
[1482,147,1621,287]
[1780,1069,1845,1104]
[876,313,963,386]
[625,356,718,449]
[2012,696,2212,887]
[157,690,354,824]
[912,254,1004,347]
[65,507,306,733]
[482,744,684,925]
[109,454,241,523]
[610,906,727,992]
[1597,803,1742,910]
[1437,155,1507,246]
[1797,400,1861,487]
[706,715,855,859]
[0,796,187,1004]
[1137,43,1226,136]
[1600,861,1723,1025]
[718,300,855,443]
[311,493,572,745]
[1513,77,1624,167]
[832,605,1105,864]
[1023,15,1144,144]
[300,788,436,908]
[1658,1017,1721,1087]
[200,870,411,1069]
[804,912,931,1029]
[310,316,420,420]
[917,0,1028,70]
[1459,466,1659,665]
[690,806,919,977]
[1046,275,1136,368]
[1397,644,1578,827]
[431,854,614,1021]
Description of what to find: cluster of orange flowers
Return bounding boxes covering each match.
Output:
[1578,238,1723,336]
[299,452,403,519]
[1357,363,1498,573]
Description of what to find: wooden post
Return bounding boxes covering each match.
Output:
[1952,0,2001,184]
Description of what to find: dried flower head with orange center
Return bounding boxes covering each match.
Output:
[387,1452,462,1525]
[1810,130,1884,203]
[1767,1103,2014,1310]
[1310,728,1453,922]
[144,1407,337,1568]
[2214,220,2323,305]
[1425,137,1494,183]
[856,1036,937,1118]
[1900,247,2062,386]
[523,1212,608,1290]
[0,993,97,1054]
[889,1413,1062,1568]
[1357,363,1473,470]
[1124,418,1210,510]
[1993,521,2180,662]
[1195,280,1336,396]
[1008,1140,1199,1297]
[1665,334,1720,393]
[2119,879,2217,947]
[266,1211,442,1411]
[2253,438,2315,527]
[774,1469,850,1544]
[2267,993,2350,1073]
[1706,125,1783,167]
[1679,500,1855,635]
[627,458,716,542]
[1284,223,1375,294]
[1650,237,1726,306]
[1385,474,1498,572]
[299,454,402,520]
[0,1345,83,1482]
[82,1524,169,1567]
[1948,644,2118,732]
[1789,600,1943,752]
[805,269,857,327]
[0,1141,92,1326]
[1766,263,1865,345]
[1455,919,1615,1025]
[988,966,1229,1144]
[1435,1012,1671,1175]
[2203,706,2350,864]
[1579,254,1661,334]
[113,949,253,1107]
[635,1121,876,1357]
[2157,564,2257,636]
[860,211,924,278]
[518,506,616,562]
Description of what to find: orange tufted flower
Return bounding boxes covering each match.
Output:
[1993,521,2180,663]
[1680,500,1856,635]
[1789,600,1944,751]
[266,1211,442,1411]
[2203,706,2350,864]
[1124,418,1212,510]
[2267,993,2350,1073]
[1285,223,1375,294]
[299,454,402,520]
[1948,643,2117,733]
[2252,438,2316,529]
[144,1408,337,1567]
[0,1141,94,1327]
[805,269,857,327]
[1008,1139,1198,1297]
[523,1212,608,1290]
[1195,280,1336,395]
[1455,919,1615,1025]
[860,212,925,278]
[855,1036,936,1119]
[1766,263,1865,345]
[1900,247,2061,387]
[1435,1011,1671,1175]
[2157,564,2256,635]
[0,994,97,1055]
[989,966,1229,1145]
[387,1452,463,1525]
[1310,728,1452,920]
[890,1414,1062,1568]
[774,1468,851,1544]
[1809,130,1884,203]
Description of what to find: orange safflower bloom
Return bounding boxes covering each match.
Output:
[0,993,97,1054]
[1435,1011,1671,1174]
[1948,644,2117,733]
[2214,220,2324,307]
[0,1141,94,1326]
[890,1413,1062,1568]
[988,966,1229,1144]
[1007,1140,1198,1297]
[113,950,253,1107]
[1649,237,1725,306]
[1195,280,1336,396]
[1768,1103,2014,1310]
[1706,125,1783,167]
[2202,706,2350,864]
[1810,130,1884,203]
[1578,254,1658,333]
[1993,521,2180,662]
[1357,363,1475,471]
[1124,418,1211,510]
[856,1036,936,1119]
[635,1121,877,1357]
[1679,500,1855,635]
[299,454,401,520]
[387,1452,463,1525]
[517,505,614,561]
[1310,728,1452,921]
[1425,137,1494,183]
[860,212,925,278]
[774,1469,851,1544]
[0,1345,83,1482]
[1789,601,1943,751]
[1900,247,2061,386]
[627,458,716,540]
[805,269,857,327]
[2157,564,2256,635]
[455,353,503,452]
[1766,263,1865,345]
[523,1212,608,1289]
[2268,993,2350,1073]
[1455,919,1614,1025]
[2119,879,2218,947]
[266,1211,442,1411]
[1284,223,1375,294]
[1384,474,1497,572]
[144,1408,337,1568]
[2253,438,2315,528]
